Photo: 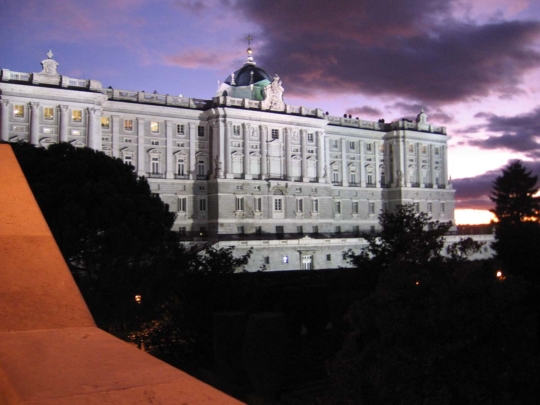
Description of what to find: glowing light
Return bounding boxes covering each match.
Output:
[135,295,142,304]
[455,209,496,225]
[496,270,506,281]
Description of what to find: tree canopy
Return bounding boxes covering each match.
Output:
[490,161,540,285]
[490,160,539,224]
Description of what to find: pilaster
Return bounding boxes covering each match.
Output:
[165,120,174,179]
[260,125,268,179]
[29,102,40,145]
[0,99,10,142]
[301,129,308,182]
[317,131,325,183]
[225,121,233,178]
[341,139,348,187]
[137,118,145,176]
[189,123,196,179]
[58,105,69,143]
[111,115,120,158]
[243,122,251,179]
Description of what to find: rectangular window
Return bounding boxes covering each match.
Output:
[123,155,133,165]
[274,197,283,212]
[179,226,186,235]
[333,171,339,183]
[101,117,110,129]
[72,110,82,122]
[295,187,302,192]
[335,226,342,234]
[342,252,347,260]
[72,129,81,136]
[198,125,205,137]
[307,148,315,154]
[233,125,241,135]
[352,201,359,214]
[151,157,160,174]
[236,185,243,190]
[414,202,420,213]
[435,147,440,155]
[409,144,414,153]
[150,121,159,133]
[13,104,24,118]
[255,197,262,212]
[441,203,445,214]
[297,226,303,234]
[197,160,205,177]
[366,143,372,152]
[256,226,262,235]
[313,225,319,234]
[335,201,341,214]
[271,129,279,140]
[151,140,159,146]
[236,197,244,211]
[264,256,270,264]
[383,202,388,212]
[276,226,284,234]
[237,226,245,235]
[369,202,375,215]
[282,255,289,264]
[427,202,433,213]
[177,159,185,175]
[296,198,303,212]
[199,185,205,191]
[177,124,184,135]
[367,173,373,185]
[307,133,314,143]
[311,187,317,193]
[332,140,339,149]
[44,107,54,120]
[178,197,187,212]
[326,254,331,261]
[312,199,319,213]
[422,146,427,154]
[350,173,357,184]
[124,119,133,131]
[254,185,261,191]
[353,225,360,235]
[349,141,356,150]
[199,198,207,212]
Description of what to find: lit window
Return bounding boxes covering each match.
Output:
[178,197,187,212]
[150,121,159,133]
[101,117,110,129]
[71,129,81,136]
[271,129,279,140]
[236,197,244,211]
[198,125,205,137]
[43,127,53,134]
[72,110,82,122]
[282,256,289,264]
[199,198,207,212]
[44,107,54,120]
[124,119,133,131]
[177,124,184,135]
[13,105,24,117]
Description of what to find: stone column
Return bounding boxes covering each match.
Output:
[260,125,268,179]
[317,131,324,183]
[416,142,423,187]
[374,141,380,188]
[400,137,409,187]
[86,107,100,150]
[359,140,365,187]
[137,118,146,176]
[29,102,40,145]
[111,115,120,158]
[58,105,69,143]
[325,137,331,184]
[189,123,196,179]
[301,130,308,182]
[225,122,232,178]
[442,146,448,188]
[0,99,10,142]
[243,123,251,179]
[341,139,348,187]
[430,144,435,188]
[217,119,225,179]
[285,127,291,180]
[165,120,174,179]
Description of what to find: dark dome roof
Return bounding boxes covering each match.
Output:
[225,64,271,87]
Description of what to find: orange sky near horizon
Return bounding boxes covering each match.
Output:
[455,209,496,225]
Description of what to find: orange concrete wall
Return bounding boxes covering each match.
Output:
[0,144,244,405]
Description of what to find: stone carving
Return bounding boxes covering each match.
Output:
[261,74,285,111]
[40,50,59,76]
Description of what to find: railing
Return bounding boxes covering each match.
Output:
[366,183,376,188]
[196,175,209,180]
[174,174,189,179]
[332,181,342,186]
[147,172,164,178]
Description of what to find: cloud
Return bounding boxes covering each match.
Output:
[233,0,540,104]
[466,107,540,156]
[345,106,382,117]
[164,48,241,70]
[453,159,540,209]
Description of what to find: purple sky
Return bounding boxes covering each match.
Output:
[2,0,540,223]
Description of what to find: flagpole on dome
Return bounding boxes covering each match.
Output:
[246,35,256,65]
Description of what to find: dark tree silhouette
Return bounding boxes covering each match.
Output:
[490,161,540,285]
[490,161,539,224]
